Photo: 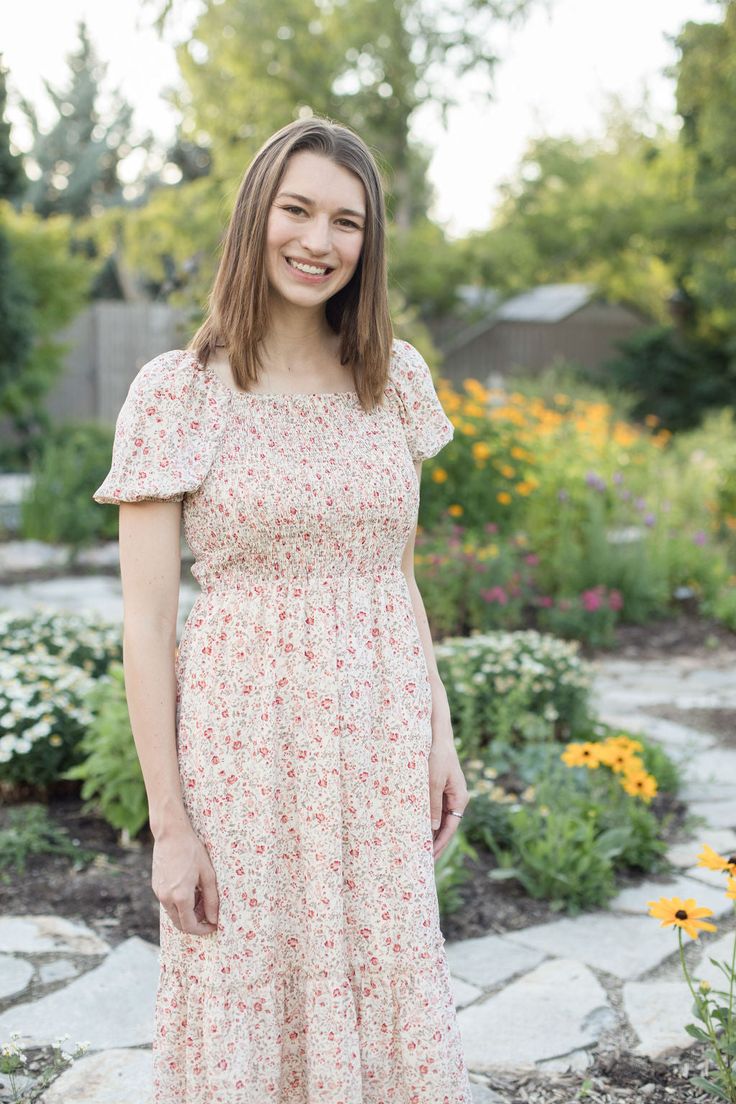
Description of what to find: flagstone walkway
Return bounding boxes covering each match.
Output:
[0,572,734,1101]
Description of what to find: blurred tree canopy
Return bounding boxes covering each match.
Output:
[72,0,541,323]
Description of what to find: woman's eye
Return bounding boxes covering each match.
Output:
[282,206,362,230]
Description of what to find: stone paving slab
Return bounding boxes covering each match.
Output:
[451,975,484,1009]
[609,873,735,918]
[39,1047,153,1104]
[687,801,736,830]
[0,954,33,1000]
[667,829,736,869]
[504,913,680,980]
[0,915,110,956]
[457,958,615,1072]
[0,937,158,1051]
[444,933,546,990]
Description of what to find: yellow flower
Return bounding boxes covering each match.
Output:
[49,734,63,747]
[620,771,658,802]
[596,743,637,774]
[561,742,602,769]
[497,491,512,505]
[647,896,717,940]
[515,481,534,495]
[697,843,736,876]
[472,442,492,461]
[644,413,660,427]
[432,468,448,483]
[699,978,712,992]
[447,504,463,517]
[726,876,736,900]
[499,464,515,479]
[607,734,643,754]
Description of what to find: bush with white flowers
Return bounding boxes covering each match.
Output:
[0,607,122,787]
[435,628,594,759]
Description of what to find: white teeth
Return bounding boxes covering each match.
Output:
[286,258,330,275]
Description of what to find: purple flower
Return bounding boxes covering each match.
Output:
[644,513,656,527]
[693,530,708,546]
[635,497,646,511]
[613,471,624,485]
[585,471,606,492]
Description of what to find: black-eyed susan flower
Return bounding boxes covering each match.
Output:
[561,742,602,769]
[647,896,718,940]
[620,770,658,802]
[607,733,643,754]
[697,843,736,876]
[596,742,638,774]
[727,876,736,901]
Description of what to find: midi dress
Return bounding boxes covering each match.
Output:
[92,338,474,1104]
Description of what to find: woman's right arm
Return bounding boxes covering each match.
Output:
[118,500,219,936]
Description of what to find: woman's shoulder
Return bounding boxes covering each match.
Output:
[127,348,218,405]
[385,338,454,463]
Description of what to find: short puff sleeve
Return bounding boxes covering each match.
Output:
[92,350,230,504]
[389,339,454,463]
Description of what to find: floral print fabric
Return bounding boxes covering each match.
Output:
[93,340,472,1104]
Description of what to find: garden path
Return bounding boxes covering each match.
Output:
[0,571,734,1102]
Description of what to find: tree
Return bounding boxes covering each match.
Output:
[14,20,150,219]
[0,56,26,202]
[670,1,736,349]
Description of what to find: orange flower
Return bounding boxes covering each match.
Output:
[620,771,658,802]
[647,896,717,940]
[697,843,736,876]
[561,742,602,769]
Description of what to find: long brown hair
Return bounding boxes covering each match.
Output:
[187,116,394,411]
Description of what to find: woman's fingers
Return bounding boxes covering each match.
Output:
[198,863,220,927]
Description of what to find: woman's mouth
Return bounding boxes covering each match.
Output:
[283,256,334,282]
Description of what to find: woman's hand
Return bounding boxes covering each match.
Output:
[428,735,470,862]
[152,822,219,935]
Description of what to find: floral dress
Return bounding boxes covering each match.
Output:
[92,339,473,1104]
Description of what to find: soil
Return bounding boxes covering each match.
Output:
[641,704,736,746]
[481,1043,720,1102]
[584,609,736,661]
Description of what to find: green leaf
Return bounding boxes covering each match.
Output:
[691,1076,731,1100]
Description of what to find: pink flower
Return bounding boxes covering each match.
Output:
[581,588,603,612]
[524,553,540,566]
[482,586,508,605]
[537,595,554,608]
[608,589,623,611]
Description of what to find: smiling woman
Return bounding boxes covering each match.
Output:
[92,115,470,1104]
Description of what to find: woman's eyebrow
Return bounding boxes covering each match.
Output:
[276,191,366,219]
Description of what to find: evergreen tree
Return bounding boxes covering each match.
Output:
[16,19,148,218]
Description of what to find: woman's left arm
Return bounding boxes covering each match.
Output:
[401,460,470,860]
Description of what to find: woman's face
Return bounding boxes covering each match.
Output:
[265,150,366,310]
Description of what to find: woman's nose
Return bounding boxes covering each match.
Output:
[299,215,332,253]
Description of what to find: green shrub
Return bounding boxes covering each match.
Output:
[435,629,595,761]
[0,607,122,680]
[21,420,119,547]
[62,662,149,840]
[434,830,478,921]
[0,608,123,788]
[0,647,96,786]
[0,803,96,884]
[457,729,677,915]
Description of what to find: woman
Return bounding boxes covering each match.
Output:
[93,115,473,1104]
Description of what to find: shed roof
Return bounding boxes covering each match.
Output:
[495,283,597,323]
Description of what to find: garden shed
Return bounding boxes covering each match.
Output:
[434,283,651,389]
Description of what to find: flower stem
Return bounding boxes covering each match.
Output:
[679,928,733,1092]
